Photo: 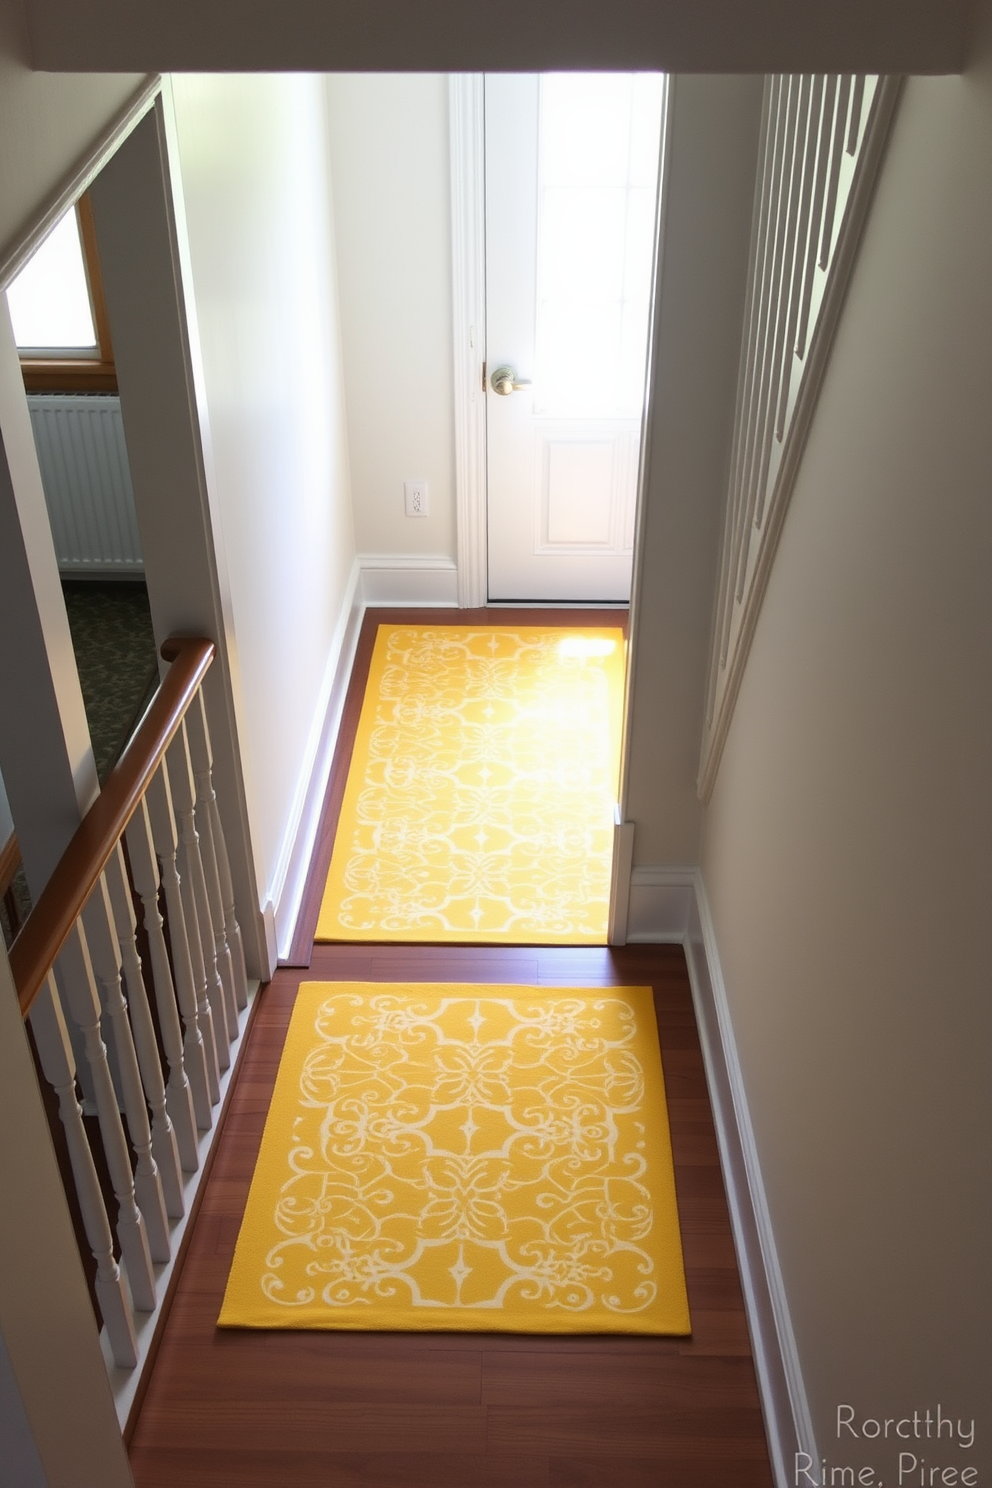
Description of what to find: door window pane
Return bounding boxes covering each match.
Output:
[535,74,664,417]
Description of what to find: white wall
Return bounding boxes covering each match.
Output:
[700,26,992,1476]
[624,75,763,866]
[325,74,456,564]
[168,74,356,940]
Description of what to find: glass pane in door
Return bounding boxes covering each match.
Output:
[535,74,665,418]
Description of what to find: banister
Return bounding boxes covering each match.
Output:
[11,636,215,1020]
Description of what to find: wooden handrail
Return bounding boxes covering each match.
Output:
[0,829,21,899]
[11,637,215,1020]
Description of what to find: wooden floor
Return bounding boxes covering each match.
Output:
[127,611,773,1488]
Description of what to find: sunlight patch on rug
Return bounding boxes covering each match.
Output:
[315,625,625,943]
[219,983,691,1335]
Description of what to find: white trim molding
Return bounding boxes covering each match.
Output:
[449,73,488,609]
[685,875,817,1488]
[625,865,696,942]
[270,556,363,958]
[625,863,816,1488]
[607,811,635,944]
[358,552,459,607]
[269,550,460,957]
[698,74,902,801]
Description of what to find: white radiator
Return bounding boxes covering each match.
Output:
[27,394,143,575]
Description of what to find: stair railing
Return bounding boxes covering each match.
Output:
[9,635,250,1402]
[698,74,903,799]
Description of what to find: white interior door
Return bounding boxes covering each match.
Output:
[484,73,665,603]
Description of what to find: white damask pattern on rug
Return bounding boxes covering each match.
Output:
[316,626,625,943]
[219,984,690,1333]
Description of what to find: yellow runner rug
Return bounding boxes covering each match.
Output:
[316,625,625,943]
[220,983,691,1335]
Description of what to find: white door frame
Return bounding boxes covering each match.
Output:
[448,72,669,619]
[448,74,488,609]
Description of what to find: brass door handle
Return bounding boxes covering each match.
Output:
[490,365,532,396]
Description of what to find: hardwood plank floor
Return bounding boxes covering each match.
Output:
[128,945,773,1488]
[128,608,773,1486]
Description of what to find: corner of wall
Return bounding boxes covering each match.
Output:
[270,554,363,958]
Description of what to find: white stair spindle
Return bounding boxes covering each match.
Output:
[188,690,248,1010]
[146,763,221,1110]
[56,923,157,1312]
[104,843,185,1215]
[167,723,232,1056]
[182,714,238,1037]
[177,836,225,1077]
[82,874,170,1263]
[125,797,208,1153]
[29,974,139,1368]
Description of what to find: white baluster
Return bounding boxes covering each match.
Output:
[55,923,156,1312]
[819,74,852,269]
[188,690,248,1010]
[125,797,207,1153]
[167,723,232,1059]
[82,874,170,1264]
[29,973,138,1368]
[104,843,185,1219]
[177,831,223,1079]
[146,762,221,1111]
[796,75,837,360]
[773,72,824,441]
[182,713,239,1036]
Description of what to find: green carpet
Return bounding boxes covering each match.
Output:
[61,580,159,783]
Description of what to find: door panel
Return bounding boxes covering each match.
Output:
[484,73,664,602]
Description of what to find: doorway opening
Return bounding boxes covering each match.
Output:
[451,72,667,609]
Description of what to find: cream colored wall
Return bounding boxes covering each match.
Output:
[0,0,147,278]
[168,74,356,928]
[324,74,456,562]
[624,75,763,865]
[700,27,992,1473]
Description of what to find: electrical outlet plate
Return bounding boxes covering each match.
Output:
[404,479,428,517]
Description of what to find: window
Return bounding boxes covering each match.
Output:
[534,73,664,418]
[5,194,117,392]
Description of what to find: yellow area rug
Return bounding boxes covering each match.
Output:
[316,625,625,943]
[219,983,690,1335]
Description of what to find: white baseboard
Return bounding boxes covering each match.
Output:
[269,552,461,956]
[625,865,696,941]
[618,861,815,1488]
[358,553,459,607]
[270,557,363,959]
[685,872,816,1488]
